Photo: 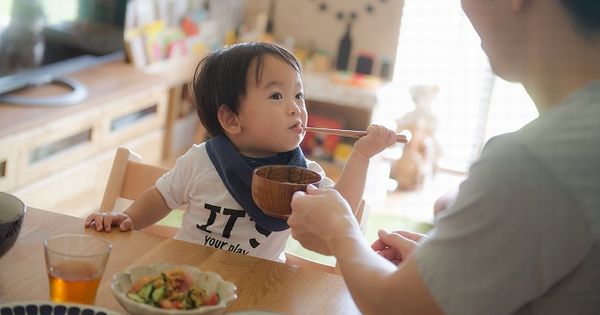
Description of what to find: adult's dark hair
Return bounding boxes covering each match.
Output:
[192,42,301,137]
[560,0,600,35]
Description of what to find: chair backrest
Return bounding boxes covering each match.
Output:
[100,147,368,274]
[100,147,168,212]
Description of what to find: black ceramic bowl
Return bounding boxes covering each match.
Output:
[0,192,26,258]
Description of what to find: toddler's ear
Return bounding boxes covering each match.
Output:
[217,104,241,134]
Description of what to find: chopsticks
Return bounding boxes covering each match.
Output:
[305,127,408,143]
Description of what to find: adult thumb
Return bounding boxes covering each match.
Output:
[306,184,329,196]
[292,190,307,199]
[378,229,416,256]
[306,184,319,193]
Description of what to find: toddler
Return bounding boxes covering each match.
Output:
[85,42,396,261]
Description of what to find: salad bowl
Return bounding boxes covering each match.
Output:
[111,263,237,315]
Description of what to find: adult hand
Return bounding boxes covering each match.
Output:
[288,185,360,255]
[84,211,133,232]
[354,124,397,158]
[371,230,426,265]
[433,188,458,216]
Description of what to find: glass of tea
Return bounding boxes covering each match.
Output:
[44,234,111,304]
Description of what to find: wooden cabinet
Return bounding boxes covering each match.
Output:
[303,72,378,131]
[302,72,380,180]
[13,131,164,217]
[141,55,205,163]
[0,61,169,217]
[0,134,22,191]
[162,83,205,164]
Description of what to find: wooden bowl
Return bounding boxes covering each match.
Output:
[251,165,322,219]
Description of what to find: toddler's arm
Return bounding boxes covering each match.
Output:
[334,125,396,214]
[84,186,171,232]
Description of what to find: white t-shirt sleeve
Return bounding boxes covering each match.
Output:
[155,146,204,210]
[414,135,592,315]
[306,159,335,189]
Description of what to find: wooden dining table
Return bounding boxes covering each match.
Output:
[0,208,361,314]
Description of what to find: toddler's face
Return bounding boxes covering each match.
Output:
[234,54,308,158]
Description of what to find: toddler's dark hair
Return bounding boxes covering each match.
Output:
[192,42,301,137]
[560,0,600,36]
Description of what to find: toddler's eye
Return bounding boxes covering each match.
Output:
[295,92,305,100]
[269,93,283,100]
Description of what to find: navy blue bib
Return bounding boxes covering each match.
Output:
[205,135,307,232]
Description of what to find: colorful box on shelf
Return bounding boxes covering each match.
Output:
[330,71,382,89]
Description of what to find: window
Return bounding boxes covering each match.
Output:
[0,1,77,29]
[375,0,537,173]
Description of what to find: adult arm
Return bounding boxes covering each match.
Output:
[330,226,445,315]
[289,187,444,315]
[291,134,592,315]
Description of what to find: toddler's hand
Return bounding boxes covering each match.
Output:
[354,124,397,158]
[84,211,133,232]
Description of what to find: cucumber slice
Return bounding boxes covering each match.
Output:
[151,286,165,303]
[138,283,154,301]
[127,292,145,303]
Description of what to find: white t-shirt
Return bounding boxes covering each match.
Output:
[414,82,600,315]
[155,143,335,262]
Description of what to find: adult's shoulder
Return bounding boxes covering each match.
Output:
[475,132,531,171]
[416,131,594,315]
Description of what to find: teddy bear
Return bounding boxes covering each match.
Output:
[390,85,441,190]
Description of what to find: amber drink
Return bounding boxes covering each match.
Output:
[44,234,111,304]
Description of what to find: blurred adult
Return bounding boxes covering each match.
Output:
[288,1,600,314]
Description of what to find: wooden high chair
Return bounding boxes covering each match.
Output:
[99,147,368,274]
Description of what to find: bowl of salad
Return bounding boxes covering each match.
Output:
[111,263,237,315]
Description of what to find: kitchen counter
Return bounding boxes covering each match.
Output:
[0,61,167,138]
